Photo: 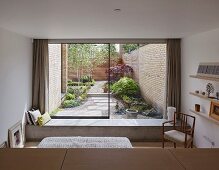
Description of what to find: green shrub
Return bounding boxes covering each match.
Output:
[68,81,96,86]
[130,102,153,112]
[68,81,83,86]
[80,93,88,100]
[85,80,95,86]
[67,80,83,86]
[67,87,74,94]
[80,86,88,93]
[62,100,80,108]
[130,105,145,112]
[65,93,75,100]
[73,82,83,86]
[74,88,82,97]
[67,80,73,86]
[111,77,139,98]
[122,95,132,104]
[80,75,92,83]
[122,44,139,54]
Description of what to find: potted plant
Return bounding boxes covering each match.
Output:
[102,83,109,93]
[125,108,138,119]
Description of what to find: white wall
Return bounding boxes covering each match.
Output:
[181,28,219,148]
[0,27,32,144]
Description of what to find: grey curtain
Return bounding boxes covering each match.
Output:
[32,39,49,113]
[167,39,181,113]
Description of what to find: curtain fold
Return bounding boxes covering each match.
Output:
[32,39,49,113]
[167,39,181,113]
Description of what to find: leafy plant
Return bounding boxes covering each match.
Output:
[107,64,134,82]
[122,95,133,108]
[68,81,83,86]
[111,77,139,98]
[122,95,132,104]
[87,79,95,86]
[80,75,92,83]
[79,93,88,100]
[122,44,139,54]
[130,104,151,113]
[65,93,76,100]
[68,80,95,86]
[67,80,73,86]
[62,100,80,108]
[80,86,88,94]
[67,87,75,94]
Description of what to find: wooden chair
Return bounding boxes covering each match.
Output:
[162,112,195,148]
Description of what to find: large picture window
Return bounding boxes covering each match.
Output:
[48,43,167,119]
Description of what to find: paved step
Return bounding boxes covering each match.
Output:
[87,93,112,97]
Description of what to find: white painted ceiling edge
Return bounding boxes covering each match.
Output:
[48,39,167,44]
[0,0,219,39]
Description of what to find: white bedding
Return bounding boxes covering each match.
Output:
[38,137,133,148]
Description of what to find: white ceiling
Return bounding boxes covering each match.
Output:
[0,0,219,39]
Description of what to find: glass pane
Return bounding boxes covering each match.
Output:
[50,43,110,118]
[109,43,166,119]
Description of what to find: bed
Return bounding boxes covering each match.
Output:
[38,137,133,148]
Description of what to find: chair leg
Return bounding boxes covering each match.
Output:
[162,138,165,148]
[191,141,193,148]
[184,142,187,148]
[174,142,176,148]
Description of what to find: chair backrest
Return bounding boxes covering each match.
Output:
[173,112,196,136]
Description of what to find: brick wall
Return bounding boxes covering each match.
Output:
[123,44,167,114]
[61,44,68,93]
[48,44,61,112]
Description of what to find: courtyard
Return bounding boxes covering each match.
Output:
[49,43,166,119]
[56,81,162,119]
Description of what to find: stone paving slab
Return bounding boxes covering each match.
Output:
[56,81,152,119]
[88,81,107,93]
[56,91,117,117]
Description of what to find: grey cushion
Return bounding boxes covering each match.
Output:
[164,130,192,143]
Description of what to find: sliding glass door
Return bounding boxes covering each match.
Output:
[48,42,167,119]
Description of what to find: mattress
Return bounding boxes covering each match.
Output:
[38,137,133,148]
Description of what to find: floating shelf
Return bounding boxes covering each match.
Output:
[189,92,219,103]
[189,109,219,125]
[190,75,219,82]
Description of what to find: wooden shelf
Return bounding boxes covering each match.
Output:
[189,109,219,125]
[190,75,219,82]
[189,92,219,103]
